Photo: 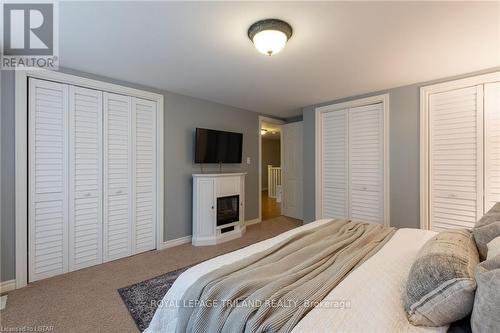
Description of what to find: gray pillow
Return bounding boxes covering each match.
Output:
[471,255,500,332]
[473,202,500,261]
[403,229,479,327]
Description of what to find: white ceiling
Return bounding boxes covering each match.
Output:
[60,1,500,118]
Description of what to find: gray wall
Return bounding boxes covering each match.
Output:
[261,138,281,189]
[1,70,16,283]
[302,68,499,229]
[0,68,260,282]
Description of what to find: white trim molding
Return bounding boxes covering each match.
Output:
[245,218,261,226]
[160,236,192,250]
[0,280,16,294]
[419,71,500,230]
[314,94,390,226]
[159,218,261,250]
[15,69,165,289]
[258,116,285,222]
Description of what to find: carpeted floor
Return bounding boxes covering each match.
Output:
[0,216,301,333]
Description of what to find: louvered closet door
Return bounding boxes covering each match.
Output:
[69,86,103,271]
[132,98,156,253]
[429,86,483,231]
[103,93,132,262]
[484,82,500,211]
[29,79,69,282]
[348,104,384,224]
[322,110,349,219]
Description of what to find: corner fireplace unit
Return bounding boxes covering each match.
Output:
[192,173,246,246]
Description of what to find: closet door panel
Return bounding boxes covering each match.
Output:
[132,98,156,253]
[103,93,132,262]
[322,110,349,219]
[485,82,500,211]
[69,86,103,271]
[429,86,483,230]
[348,104,384,224]
[29,79,69,282]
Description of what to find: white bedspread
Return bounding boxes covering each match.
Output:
[145,220,449,333]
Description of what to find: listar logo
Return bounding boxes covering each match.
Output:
[1,1,59,70]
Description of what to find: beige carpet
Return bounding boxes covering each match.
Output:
[0,216,301,333]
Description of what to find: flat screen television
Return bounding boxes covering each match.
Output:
[195,128,243,164]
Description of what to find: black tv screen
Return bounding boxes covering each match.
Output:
[195,128,243,163]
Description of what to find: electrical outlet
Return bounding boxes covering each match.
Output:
[246,157,251,164]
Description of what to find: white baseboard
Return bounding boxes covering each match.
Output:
[245,218,261,226]
[160,235,192,250]
[160,218,261,250]
[0,280,16,294]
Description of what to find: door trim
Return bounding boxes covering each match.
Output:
[315,93,390,226]
[420,71,500,230]
[15,69,164,288]
[258,116,285,223]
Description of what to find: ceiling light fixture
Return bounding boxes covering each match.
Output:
[248,19,293,56]
[261,129,268,135]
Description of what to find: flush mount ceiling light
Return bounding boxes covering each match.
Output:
[248,19,293,56]
[261,129,268,135]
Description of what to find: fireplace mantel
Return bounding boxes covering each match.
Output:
[192,173,246,246]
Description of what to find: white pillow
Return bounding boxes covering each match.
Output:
[486,235,500,260]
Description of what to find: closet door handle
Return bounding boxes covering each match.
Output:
[85,193,91,197]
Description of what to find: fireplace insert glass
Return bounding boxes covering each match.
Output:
[217,195,239,226]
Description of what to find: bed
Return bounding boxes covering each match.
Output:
[145,219,449,333]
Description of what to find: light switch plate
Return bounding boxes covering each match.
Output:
[246,157,251,164]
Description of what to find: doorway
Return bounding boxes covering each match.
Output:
[258,116,284,222]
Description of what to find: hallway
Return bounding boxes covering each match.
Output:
[261,190,281,221]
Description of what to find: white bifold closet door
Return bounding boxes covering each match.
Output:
[429,86,483,231]
[321,103,384,224]
[69,86,103,271]
[348,104,384,223]
[132,98,157,253]
[29,80,158,282]
[484,82,500,211]
[103,93,133,262]
[322,110,349,218]
[103,93,157,261]
[29,79,69,282]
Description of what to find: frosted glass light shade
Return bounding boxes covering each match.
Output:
[252,30,288,56]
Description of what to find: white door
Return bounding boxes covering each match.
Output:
[68,86,103,271]
[103,92,133,262]
[132,97,157,253]
[429,86,483,231]
[484,82,500,211]
[282,121,303,220]
[348,104,384,224]
[322,110,349,219]
[28,78,69,282]
[196,179,216,240]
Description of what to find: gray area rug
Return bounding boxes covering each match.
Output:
[118,265,194,331]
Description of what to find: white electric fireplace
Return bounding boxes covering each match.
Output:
[192,173,246,246]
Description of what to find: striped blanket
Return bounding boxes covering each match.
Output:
[176,219,395,333]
